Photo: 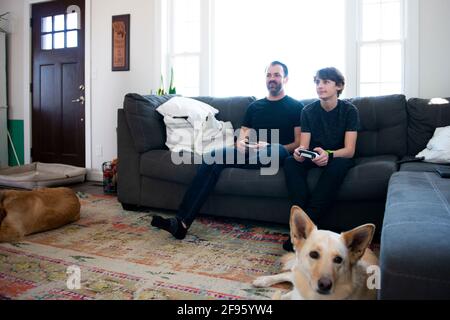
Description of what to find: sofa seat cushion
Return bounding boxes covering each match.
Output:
[141,151,397,201]
[400,159,450,173]
[308,155,398,201]
[140,150,288,198]
[380,172,450,299]
[140,150,200,185]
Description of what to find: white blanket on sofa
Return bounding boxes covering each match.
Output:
[157,97,235,154]
[416,126,450,164]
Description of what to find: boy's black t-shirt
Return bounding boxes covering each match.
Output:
[301,99,360,151]
[242,96,304,145]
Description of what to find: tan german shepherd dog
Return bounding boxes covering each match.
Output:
[253,206,379,300]
[0,187,80,242]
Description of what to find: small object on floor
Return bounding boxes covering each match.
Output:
[102,159,118,194]
[151,215,187,240]
[283,236,294,252]
[0,187,80,242]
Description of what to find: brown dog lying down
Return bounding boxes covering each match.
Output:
[0,187,80,242]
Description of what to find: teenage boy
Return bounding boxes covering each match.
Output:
[151,61,303,240]
[283,67,360,252]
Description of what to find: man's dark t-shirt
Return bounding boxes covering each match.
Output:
[242,96,304,145]
[301,100,360,151]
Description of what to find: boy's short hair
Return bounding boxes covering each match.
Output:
[268,61,289,77]
[314,67,345,97]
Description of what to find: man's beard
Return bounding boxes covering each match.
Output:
[267,81,282,96]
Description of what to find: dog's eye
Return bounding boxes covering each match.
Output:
[309,251,320,259]
[333,256,343,264]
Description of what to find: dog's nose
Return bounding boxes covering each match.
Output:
[318,277,333,294]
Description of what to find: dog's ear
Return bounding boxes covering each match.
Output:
[342,224,375,264]
[290,206,316,249]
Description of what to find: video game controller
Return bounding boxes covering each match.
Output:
[241,139,258,147]
[298,149,320,159]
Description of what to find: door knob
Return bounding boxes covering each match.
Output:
[71,96,85,105]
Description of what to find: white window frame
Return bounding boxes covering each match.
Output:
[159,0,211,96]
[157,0,418,98]
[354,0,418,98]
[357,0,405,97]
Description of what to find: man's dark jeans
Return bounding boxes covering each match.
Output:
[283,156,354,226]
[177,144,289,227]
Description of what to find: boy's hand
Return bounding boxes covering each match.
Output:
[293,146,306,162]
[312,147,329,167]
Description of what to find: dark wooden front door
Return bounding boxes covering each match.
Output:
[32,0,85,167]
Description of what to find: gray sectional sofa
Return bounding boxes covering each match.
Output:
[117,93,450,299]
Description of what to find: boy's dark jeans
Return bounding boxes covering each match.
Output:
[177,144,289,227]
[283,156,354,226]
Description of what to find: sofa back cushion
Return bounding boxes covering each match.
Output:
[300,95,407,158]
[123,93,177,153]
[123,94,256,153]
[349,94,407,158]
[407,97,450,156]
[193,96,256,130]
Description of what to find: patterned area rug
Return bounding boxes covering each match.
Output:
[0,193,293,300]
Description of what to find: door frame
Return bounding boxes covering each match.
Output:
[23,0,92,171]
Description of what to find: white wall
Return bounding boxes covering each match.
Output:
[0,0,159,178]
[419,0,450,99]
[90,0,157,177]
[1,0,449,179]
[0,0,25,120]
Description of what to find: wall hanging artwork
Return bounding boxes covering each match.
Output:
[112,14,130,71]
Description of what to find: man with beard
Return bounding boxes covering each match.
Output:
[151,61,304,239]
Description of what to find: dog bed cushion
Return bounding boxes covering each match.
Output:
[0,162,86,189]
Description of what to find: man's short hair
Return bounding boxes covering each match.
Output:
[267,61,289,77]
[314,67,345,96]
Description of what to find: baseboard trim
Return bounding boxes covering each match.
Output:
[87,169,103,182]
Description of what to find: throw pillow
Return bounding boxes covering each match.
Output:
[416,126,450,164]
[407,97,450,156]
[156,97,219,123]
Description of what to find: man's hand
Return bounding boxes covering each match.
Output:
[312,147,329,167]
[256,141,269,149]
[293,146,306,163]
[237,140,269,153]
[236,139,248,154]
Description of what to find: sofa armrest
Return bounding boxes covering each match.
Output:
[117,109,141,206]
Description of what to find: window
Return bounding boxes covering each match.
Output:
[163,0,407,98]
[213,0,345,99]
[40,12,79,51]
[358,0,404,97]
[166,0,201,97]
